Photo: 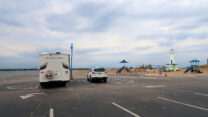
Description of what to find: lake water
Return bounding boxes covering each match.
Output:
[0,70,39,78]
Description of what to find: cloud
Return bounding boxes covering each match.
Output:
[0,0,208,68]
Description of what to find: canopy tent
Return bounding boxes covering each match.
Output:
[116,60,129,74]
[119,60,128,67]
[120,60,128,63]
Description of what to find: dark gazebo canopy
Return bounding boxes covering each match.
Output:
[120,60,128,63]
[190,59,200,62]
[190,59,200,66]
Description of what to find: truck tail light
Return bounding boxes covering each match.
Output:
[92,72,96,74]
[40,71,44,74]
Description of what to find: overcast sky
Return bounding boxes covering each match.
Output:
[0,0,208,68]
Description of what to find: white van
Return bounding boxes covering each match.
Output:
[39,52,70,86]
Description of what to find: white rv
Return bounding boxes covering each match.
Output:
[39,52,70,86]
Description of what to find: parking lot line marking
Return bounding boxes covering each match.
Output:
[112,102,141,117]
[20,93,44,100]
[6,86,18,89]
[50,108,54,117]
[158,97,208,111]
[194,93,208,97]
[20,94,34,99]
[35,84,39,89]
[144,85,165,88]
[6,85,35,90]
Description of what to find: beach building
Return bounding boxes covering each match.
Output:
[207,58,208,65]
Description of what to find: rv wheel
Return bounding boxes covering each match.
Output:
[62,82,66,86]
[40,83,46,87]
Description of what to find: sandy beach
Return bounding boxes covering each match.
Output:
[73,68,208,78]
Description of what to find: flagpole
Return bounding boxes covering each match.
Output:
[70,43,73,80]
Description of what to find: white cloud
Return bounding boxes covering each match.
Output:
[173,38,208,49]
[0,0,208,68]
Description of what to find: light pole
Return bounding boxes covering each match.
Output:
[70,43,73,80]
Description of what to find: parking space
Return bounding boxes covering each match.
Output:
[0,74,208,117]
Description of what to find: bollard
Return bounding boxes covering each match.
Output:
[70,76,73,80]
[165,73,167,77]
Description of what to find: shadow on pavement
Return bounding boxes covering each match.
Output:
[40,82,67,89]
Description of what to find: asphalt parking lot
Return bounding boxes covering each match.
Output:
[0,74,208,117]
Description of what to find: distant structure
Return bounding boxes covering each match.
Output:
[184,59,202,73]
[166,49,179,71]
[207,58,208,65]
[116,60,129,74]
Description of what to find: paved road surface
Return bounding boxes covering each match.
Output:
[0,74,208,117]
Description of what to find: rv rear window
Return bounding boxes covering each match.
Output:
[40,63,47,70]
[62,63,69,69]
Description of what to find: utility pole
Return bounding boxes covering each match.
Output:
[70,43,73,80]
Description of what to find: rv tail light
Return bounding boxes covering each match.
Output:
[65,71,69,73]
[46,74,52,78]
[92,72,96,74]
[45,71,54,79]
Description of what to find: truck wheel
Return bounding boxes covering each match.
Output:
[90,76,92,82]
[87,76,89,81]
[103,78,107,83]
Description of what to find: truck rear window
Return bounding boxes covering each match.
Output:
[94,68,105,72]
